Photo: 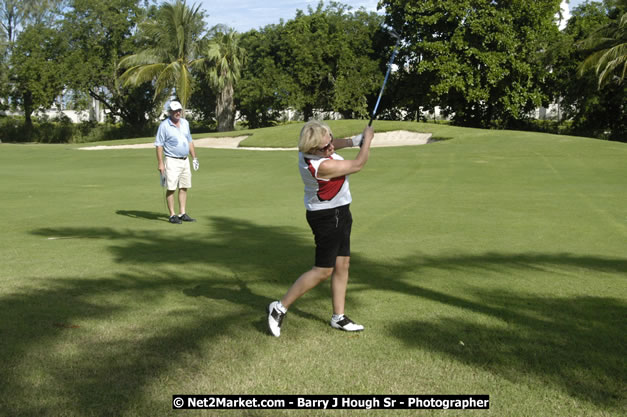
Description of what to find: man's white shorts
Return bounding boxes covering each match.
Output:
[164,156,192,190]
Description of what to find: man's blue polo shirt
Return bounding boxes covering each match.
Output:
[154,117,192,158]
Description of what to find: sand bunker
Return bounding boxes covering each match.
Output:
[79,130,432,150]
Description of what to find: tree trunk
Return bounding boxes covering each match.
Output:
[23,92,34,141]
[216,83,235,132]
[303,104,314,122]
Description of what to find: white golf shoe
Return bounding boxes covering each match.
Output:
[267,301,286,337]
[330,315,364,332]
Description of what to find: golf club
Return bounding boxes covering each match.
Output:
[160,171,169,214]
[369,28,401,127]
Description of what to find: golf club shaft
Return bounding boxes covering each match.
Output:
[369,37,401,127]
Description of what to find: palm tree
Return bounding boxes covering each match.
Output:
[119,0,206,109]
[205,26,246,131]
[579,9,627,88]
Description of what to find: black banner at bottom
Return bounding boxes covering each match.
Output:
[172,395,489,410]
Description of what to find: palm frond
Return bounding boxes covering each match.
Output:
[597,44,627,86]
[120,63,167,87]
[204,28,247,90]
[119,50,165,69]
[577,11,627,88]
[178,66,192,108]
[116,0,208,106]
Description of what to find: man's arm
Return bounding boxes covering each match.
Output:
[155,121,167,173]
[183,119,197,161]
[156,146,165,173]
[189,141,197,160]
[187,125,199,170]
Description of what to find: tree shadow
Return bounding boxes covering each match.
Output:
[428,135,454,143]
[17,219,627,414]
[116,210,169,222]
[13,217,318,414]
[183,280,325,332]
[350,252,626,410]
[389,293,625,409]
[2,274,306,415]
[352,252,627,282]
[33,216,312,271]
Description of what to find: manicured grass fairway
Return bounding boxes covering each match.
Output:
[0,122,625,416]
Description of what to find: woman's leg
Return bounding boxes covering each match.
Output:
[281,266,333,309]
[330,256,350,315]
[329,255,363,331]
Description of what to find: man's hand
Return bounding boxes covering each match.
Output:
[351,134,363,147]
[193,158,199,171]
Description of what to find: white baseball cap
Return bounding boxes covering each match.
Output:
[168,101,183,111]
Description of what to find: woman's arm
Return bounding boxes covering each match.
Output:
[332,138,355,150]
[317,127,374,179]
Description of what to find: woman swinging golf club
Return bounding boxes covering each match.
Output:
[267,121,374,337]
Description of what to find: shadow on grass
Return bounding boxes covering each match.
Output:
[351,252,626,410]
[0,274,216,415]
[116,210,169,222]
[183,280,325,331]
[428,136,454,143]
[390,293,625,409]
[8,217,314,415]
[7,218,625,414]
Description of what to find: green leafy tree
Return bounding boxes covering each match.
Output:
[9,24,66,136]
[1,0,64,111]
[119,0,207,110]
[280,5,334,120]
[382,0,563,128]
[63,0,158,130]
[1,0,62,41]
[1,0,30,43]
[235,3,385,126]
[236,25,296,128]
[187,74,217,124]
[281,3,384,120]
[204,26,246,131]
[326,8,388,119]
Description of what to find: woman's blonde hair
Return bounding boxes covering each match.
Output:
[298,120,331,154]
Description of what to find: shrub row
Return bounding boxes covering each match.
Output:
[0,116,220,144]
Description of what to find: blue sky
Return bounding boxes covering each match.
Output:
[569,0,588,9]
[197,0,382,32]
[197,0,588,33]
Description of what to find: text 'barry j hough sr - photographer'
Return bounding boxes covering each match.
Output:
[172,395,490,410]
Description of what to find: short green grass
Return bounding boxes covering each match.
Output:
[1,121,625,416]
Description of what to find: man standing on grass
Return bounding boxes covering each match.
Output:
[155,100,199,224]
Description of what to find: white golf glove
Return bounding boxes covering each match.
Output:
[193,158,199,171]
[351,134,363,147]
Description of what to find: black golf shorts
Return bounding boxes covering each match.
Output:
[306,204,353,268]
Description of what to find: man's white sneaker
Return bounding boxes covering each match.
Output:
[330,315,364,332]
[267,301,286,337]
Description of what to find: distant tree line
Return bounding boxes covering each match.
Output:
[0,0,624,142]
